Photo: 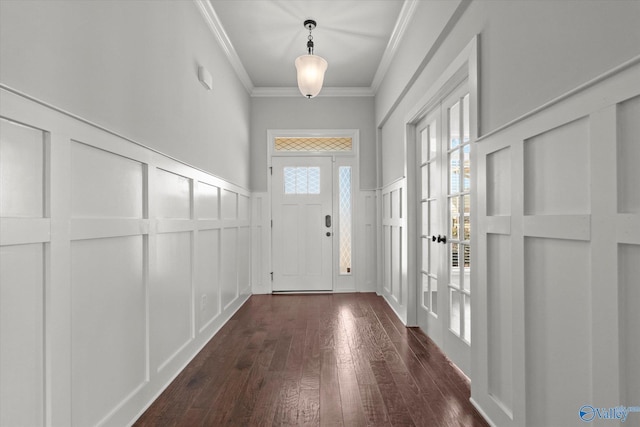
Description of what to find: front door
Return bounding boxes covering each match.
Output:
[417,83,472,375]
[271,156,333,291]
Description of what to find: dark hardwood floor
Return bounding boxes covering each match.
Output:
[134,293,489,426]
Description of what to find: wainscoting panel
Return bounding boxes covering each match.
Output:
[70,236,146,427]
[70,141,144,219]
[618,243,640,407]
[152,232,193,372]
[473,58,640,426]
[380,178,407,323]
[358,190,377,292]
[486,233,512,416]
[0,243,45,427]
[196,229,221,331]
[617,94,640,214]
[0,118,45,218]
[0,87,251,427]
[524,237,591,427]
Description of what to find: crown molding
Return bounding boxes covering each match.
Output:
[370,0,419,93]
[196,0,415,98]
[193,0,254,94]
[251,87,375,98]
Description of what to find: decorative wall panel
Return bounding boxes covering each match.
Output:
[524,118,590,215]
[0,243,44,427]
[524,238,591,427]
[617,95,640,214]
[198,182,220,219]
[486,233,512,414]
[380,179,407,322]
[70,236,145,426]
[156,169,191,219]
[71,141,143,218]
[152,232,192,371]
[486,147,510,216]
[618,244,640,405]
[0,118,44,218]
[221,228,238,309]
[197,229,221,330]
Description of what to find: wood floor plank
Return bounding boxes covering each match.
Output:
[337,365,367,427]
[134,293,489,427]
[319,349,343,426]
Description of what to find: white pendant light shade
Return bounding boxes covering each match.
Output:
[295,54,328,98]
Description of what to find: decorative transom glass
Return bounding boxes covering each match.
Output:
[339,167,352,274]
[275,137,352,152]
[284,167,320,194]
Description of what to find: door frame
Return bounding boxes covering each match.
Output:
[266,129,360,292]
[404,36,478,368]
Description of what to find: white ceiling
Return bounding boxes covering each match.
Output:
[203,0,414,95]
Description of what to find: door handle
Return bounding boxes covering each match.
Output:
[437,235,447,244]
[325,215,332,228]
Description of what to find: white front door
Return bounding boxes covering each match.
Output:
[417,83,472,375]
[271,156,333,291]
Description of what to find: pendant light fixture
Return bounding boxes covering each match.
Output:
[295,19,328,99]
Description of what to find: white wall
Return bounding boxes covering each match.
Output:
[250,96,377,191]
[377,0,640,185]
[0,0,251,188]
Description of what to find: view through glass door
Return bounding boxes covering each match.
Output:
[417,83,472,375]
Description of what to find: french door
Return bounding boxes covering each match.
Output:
[271,156,333,291]
[417,83,472,375]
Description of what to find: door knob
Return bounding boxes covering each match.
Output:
[326,232,332,236]
[431,235,437,242]
[437,235,447,244]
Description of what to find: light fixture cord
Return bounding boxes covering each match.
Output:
[307,30,314,55]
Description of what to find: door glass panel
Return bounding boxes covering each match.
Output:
[449,102,460,149]
[450,289,461,335]
[463,194,470,214]
[422,273,429,310]
[338,167,352,274]
[463,294,471,342]
[284,167,321,194]
[463,144,471,191]
[430,276,438,315]
[421,237,429,272]
[450,150,460,194]
[450,197,459,239]
[463,245,471,291]
[428,164,438,199]
[421,202,428,235]
[463,94,470,143]
[308,167,320,194]
[428,201,439,271]
[429,120,437,160]
[421,129,429,164]
[464,215,470,241]
[296,167,308,193]
[450,243,460,288]
[421,166,429,199]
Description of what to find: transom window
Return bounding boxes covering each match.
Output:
[275,137,352,152]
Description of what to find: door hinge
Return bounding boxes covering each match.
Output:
[271,219,273,228]
[270,272,273,281]
[269,166,273,175]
